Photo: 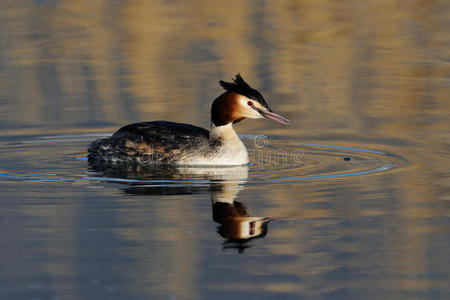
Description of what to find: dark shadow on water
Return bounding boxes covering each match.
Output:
[88,160,270,253]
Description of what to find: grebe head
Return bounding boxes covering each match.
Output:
[211,74,290,127]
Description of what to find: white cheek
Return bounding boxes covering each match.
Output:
[248,109,263,119]
[238,96,263,119]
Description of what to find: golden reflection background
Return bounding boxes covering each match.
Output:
[2,1,448,138]
[0,0,449,299]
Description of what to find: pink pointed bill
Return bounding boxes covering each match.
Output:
[256,108,290,125]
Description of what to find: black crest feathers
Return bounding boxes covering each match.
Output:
[219,74,270,110]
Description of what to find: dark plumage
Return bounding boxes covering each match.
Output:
[88,121,218,164]
[219,74,271,111]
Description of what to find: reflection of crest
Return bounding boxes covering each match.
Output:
[213,201,269,253]
[88,160,269,252]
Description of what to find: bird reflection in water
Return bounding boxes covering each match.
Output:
[210,180,269,253]
[88,161,269,253]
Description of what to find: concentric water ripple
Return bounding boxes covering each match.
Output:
[0,133,404,186]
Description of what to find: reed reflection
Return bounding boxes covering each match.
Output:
[88,161,269,252]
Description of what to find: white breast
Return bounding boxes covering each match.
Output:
[176,140,249,166]
[176,123,249,166]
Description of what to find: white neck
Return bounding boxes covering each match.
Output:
[210,123,240,142]
[208,123,249,165]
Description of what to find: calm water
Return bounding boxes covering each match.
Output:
[1,1,449,299]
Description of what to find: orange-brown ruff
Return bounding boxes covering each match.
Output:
[88,74,290,166]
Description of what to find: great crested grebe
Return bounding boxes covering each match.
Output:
[88,74,290,166]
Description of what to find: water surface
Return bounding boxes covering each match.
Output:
[0,1,449,299]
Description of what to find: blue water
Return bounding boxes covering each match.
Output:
[1,1,449,299]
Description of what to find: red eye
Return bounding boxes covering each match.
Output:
[247,100,253,106]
